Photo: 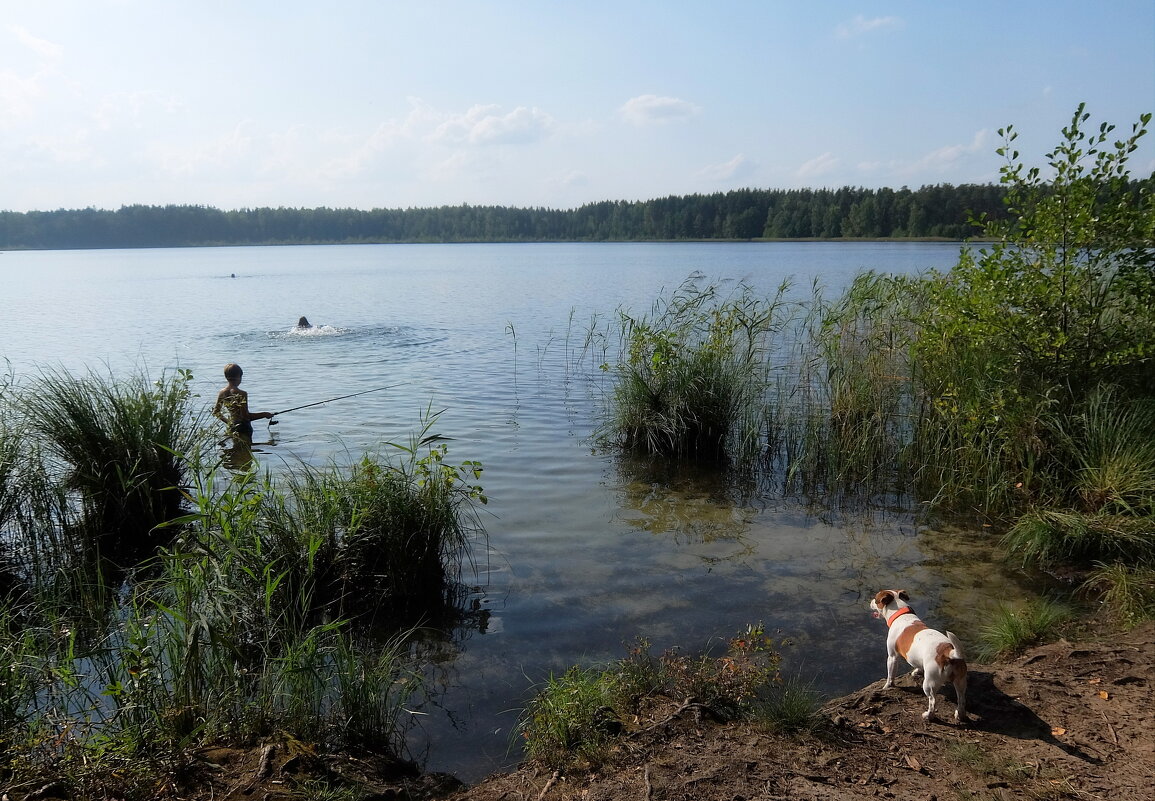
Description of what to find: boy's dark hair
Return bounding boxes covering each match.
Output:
[224,363,243,380]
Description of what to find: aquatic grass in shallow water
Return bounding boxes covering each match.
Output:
[767,274,923,503]
[600,276,794,462]
[1049,387,1155,515]
[246,417,486,627]
[1003,510,1155,568]
[17,367,208,558]
[0,378,482,794]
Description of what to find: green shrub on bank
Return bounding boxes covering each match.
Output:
[911,105,1155,513]
[519,625,805,770]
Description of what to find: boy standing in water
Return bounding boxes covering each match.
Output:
[213,363,274,437]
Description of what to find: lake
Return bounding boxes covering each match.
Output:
[0,241,1038,781]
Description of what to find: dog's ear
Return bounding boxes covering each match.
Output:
[898,589,910,601]
[877,590,894,606]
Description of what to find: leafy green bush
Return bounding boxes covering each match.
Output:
[912,105,1155,513]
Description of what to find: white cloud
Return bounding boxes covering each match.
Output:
[551,169,588,189]
[144,122,256,177]
[699,153,756,182]
[797,151,840,180]
[619,94,700,126]
[432,104,556,145]
[0,69,43,120]
[856,129,992,181]
[835,15,903,39]
[91,90,185,131]
[8,24,62,59]
[918,129,991,169]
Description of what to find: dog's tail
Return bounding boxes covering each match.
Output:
[944,631,968,676]
[945,631,965,660]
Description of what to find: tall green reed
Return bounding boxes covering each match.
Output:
[767,274,923,501]
[600,276,793,462]
[18,367,208,557]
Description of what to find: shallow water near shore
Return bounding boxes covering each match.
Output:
[0,241,1046,780]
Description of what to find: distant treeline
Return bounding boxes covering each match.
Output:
[0,180,1146,249]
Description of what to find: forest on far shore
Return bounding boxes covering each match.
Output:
[1,178,1151,250]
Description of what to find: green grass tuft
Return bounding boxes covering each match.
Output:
[977,599,1075,661]
[1082,562,1155,627]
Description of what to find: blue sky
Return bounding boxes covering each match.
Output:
[2,0,1152,212]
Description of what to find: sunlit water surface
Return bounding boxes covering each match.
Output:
[1,242,1041,781]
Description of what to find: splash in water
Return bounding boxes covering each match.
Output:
[283,322,346,337]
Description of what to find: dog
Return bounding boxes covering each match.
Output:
[869,589,968,723]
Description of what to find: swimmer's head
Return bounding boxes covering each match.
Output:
[223,363,243,381]
[297,316,310,327]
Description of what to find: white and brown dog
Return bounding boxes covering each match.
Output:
[869,589,969,723]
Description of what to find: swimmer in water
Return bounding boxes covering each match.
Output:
[296,316,311,328]
[212,363,274,438]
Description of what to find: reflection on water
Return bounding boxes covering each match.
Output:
[615,456,759,564]
[218,428,279,472]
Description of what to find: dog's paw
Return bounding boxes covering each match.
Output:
[954,711,970,724]
[882,680,893,690]
[922,710,934,721]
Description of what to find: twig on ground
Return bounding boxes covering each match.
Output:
[535,769,559,801]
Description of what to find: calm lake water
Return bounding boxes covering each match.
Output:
[1,242,1040,781]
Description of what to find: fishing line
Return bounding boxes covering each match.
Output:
[268,382,404,423]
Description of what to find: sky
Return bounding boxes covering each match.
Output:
[1,0,1153,213]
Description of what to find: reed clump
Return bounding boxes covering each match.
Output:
[186,422,485,634]
[599,276,793,461]
[16,366,207,559]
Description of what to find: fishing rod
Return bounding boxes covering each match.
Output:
[270,383,405,418]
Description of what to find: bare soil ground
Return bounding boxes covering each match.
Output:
[15,624,1151,800]
[446,622,1155,801]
